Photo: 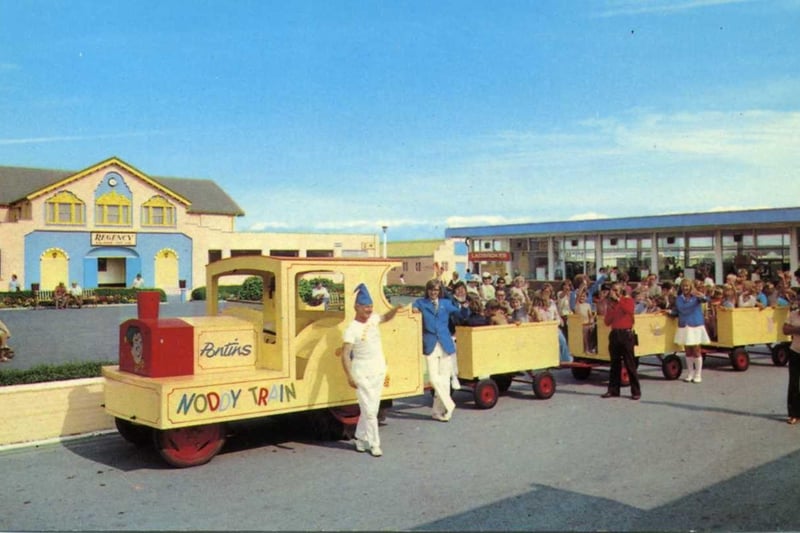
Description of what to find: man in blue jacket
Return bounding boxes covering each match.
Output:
[412,279,469,422]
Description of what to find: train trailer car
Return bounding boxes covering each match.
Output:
[566,312,682,382]
[453,320,561,409]
[702,306,791,371]
[103,256,425,467]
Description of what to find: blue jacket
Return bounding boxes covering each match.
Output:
[671,294,707,327]
[412,297,468,355]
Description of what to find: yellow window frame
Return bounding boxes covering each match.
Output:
[141,195,176,227]
[95,191,132,226]
[46,191,85,225]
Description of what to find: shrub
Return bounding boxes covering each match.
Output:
[0,361,117,386]
[239,276,264,301]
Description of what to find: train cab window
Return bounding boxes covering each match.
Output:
[294,270,345,379]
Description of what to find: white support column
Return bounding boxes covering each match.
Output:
[650,232,659,279]
[594,234,603,274]
[547,237,555,280]
[790,227,799,285]
[714,230,723,285]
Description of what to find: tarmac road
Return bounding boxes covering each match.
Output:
[2,301,800,530]
[0,297,208,370]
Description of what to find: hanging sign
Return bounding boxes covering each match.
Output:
[468,251,511,261]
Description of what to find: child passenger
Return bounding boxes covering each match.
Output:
[486,299,509,326]
[510,295,529,323]
[721,285,737,308]
[574,291,596,354]
[465,296,489,326]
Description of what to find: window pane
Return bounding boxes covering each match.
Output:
[58,203,71,222]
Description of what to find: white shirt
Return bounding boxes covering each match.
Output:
[342,313,386,373]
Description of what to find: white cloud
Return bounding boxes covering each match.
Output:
[0,131,165,146]
[238,106,800,240]
[598,0,755,17]
[568,212,610,221]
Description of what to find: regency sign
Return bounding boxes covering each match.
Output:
[91,232,137,246]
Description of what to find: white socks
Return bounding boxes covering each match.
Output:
[694,356,703,382]
[684,357,703,382]
[684,357,695,381]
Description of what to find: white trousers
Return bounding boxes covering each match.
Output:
[426,343,455,418]
[353,366,385,449]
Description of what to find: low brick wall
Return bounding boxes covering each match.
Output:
[0,378,114,446]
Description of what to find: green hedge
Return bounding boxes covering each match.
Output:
[190,284,244,301]
[0,288,166,308]
[0,360,116,386]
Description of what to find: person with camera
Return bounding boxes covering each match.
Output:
[601,282,641,400]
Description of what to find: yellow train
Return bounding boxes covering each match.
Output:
[103,256,426,467]
[103,256,562,467]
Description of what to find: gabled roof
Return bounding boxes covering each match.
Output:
[0,156,245,216]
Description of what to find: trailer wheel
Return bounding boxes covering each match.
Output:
[571,366,592,380]
[153,423,226,468]
[532,372,556,399]
[474,379,499,409]
[772,342,790,367]
[730,347,750,371]
[115,418,152,447]
[492,374,513,393]
[661,354,682,380]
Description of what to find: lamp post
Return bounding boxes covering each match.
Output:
[381,225,388,259]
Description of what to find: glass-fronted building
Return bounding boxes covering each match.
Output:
[445,208,800,284]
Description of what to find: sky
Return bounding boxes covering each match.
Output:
[1,0,799,241]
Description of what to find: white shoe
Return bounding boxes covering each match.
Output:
[683,374,695,382]
[451,378,461,390]
[432,413,449,422]
[354,439,368,452]
[692,376,702,383]
[369,446,383,457]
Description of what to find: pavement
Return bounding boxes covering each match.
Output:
[2,297,800,530]
[2,347,800,531]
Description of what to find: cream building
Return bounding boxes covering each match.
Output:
[0,157,380,293]
[386,239,469,286]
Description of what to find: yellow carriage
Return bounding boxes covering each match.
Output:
[702,306,791,371]
[566,312,682,381]
[453,320,561,409]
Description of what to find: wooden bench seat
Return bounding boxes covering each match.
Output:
[34,288,98,309]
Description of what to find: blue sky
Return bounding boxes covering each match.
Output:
[1,0,799,241]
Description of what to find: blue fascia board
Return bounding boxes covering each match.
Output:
[445,207,800,239]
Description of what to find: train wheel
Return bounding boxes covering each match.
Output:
[474,379,499,409]
[772,342,790,367]
[329,404,361,426]
[661,354,682,380]
[153,423,226,468]
[492,374,513,393]
[730,347,750,372]
[532,372,556,399]
[329,404,360,440]
[115,418,152,447]
[571,366,592,380]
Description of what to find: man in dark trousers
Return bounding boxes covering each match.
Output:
[601,282,641,400]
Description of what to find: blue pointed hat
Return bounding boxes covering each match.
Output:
[354,283,373,305]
